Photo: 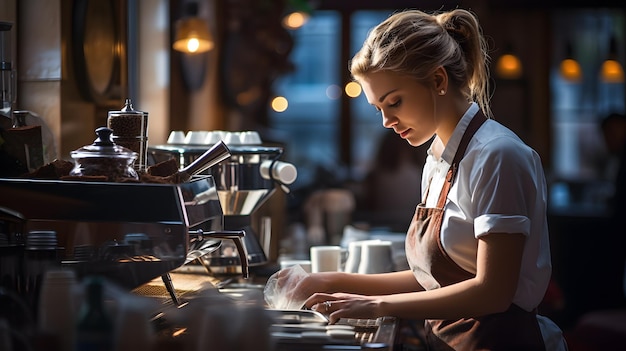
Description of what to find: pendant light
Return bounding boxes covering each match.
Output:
[560,41,582,82]
[173,1,214,54]
[495,44,523,80]
[600,35,624,83]
[282,0,314,30]
[283,11,310,30]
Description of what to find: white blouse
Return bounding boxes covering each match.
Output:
[422,102,552,311]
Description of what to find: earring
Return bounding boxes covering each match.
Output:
[439,89,445,95]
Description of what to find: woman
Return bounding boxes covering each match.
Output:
[277,8,567,350]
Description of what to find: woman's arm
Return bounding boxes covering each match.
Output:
[306,232,525,323]
[290,269,423,304]
[382,232,525,319]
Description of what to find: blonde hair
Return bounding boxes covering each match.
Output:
[350,9,492,118]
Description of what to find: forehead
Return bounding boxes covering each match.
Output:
[358,71,417,104]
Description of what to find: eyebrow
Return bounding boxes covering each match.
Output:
[378,89,398,103]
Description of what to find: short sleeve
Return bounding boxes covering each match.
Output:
[463,135,542,236]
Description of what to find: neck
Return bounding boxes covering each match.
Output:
[435,92,472,146]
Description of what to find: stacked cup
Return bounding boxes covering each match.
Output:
[344,240,394,274]
[357,240,393,274]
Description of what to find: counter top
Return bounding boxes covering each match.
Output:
[133,271,401,350]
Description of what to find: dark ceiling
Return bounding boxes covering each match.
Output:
[316,0,626,11]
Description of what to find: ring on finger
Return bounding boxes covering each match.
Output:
[324,300,332,311]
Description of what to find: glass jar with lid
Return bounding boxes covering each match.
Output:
[69,127,138,181]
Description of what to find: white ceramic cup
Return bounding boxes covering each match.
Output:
[223,131,242,145]
[184,130,209,144]
[167,130,186,144]
[310,246,343,273]
[205,131,226,145]
[344,239,383,274]
[239,131,262,145]
[357,241,393,274]
[344,241,362,274]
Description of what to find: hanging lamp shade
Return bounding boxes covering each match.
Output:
[561,59,582,81]
[560,42,582,82]
[495,53,523,79]
[601,60,625,83]
[172,2,214,54]
[600,36,624,83]
[494,42,522,79]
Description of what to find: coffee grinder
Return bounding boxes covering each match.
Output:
[149,131,298,275]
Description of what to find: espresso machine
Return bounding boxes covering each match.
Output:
[149,131,297,275]
[0,141,251,311]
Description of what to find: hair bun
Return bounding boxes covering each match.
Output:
[440,14,469,43]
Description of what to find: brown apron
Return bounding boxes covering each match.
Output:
[405,110,546,351]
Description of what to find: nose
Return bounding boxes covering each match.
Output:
[381,110,397,129]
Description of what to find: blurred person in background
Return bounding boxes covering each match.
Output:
[600,112,626,301]
[359,129,427,231]
[601,112,626,221]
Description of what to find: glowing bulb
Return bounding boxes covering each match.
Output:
[172,19,214,54]
[271,96,288,112]
[187,38,200,53]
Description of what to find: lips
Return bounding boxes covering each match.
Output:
[397,129,410,139]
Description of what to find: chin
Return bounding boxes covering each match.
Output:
[407,136,432,147]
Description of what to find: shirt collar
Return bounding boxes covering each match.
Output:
[439,102,480,165]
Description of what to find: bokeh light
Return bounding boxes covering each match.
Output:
[345,81,362,98]
[271,96,289,112]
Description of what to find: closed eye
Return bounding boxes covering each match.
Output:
[389,99,401,108]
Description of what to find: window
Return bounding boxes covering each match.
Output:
[269,11,342,188]
[550,10,625,209]
[269,10,393,190]
[350,11,395,179]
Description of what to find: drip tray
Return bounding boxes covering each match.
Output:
[264,309,396,350]
[269,312,397,351]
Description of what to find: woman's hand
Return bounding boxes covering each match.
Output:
[266,268,421,317]
[305,292,384,324]
[268,268,337,309]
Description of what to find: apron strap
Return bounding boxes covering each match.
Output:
[436,110,487,209]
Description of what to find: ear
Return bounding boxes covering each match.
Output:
[433,66,448,94]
